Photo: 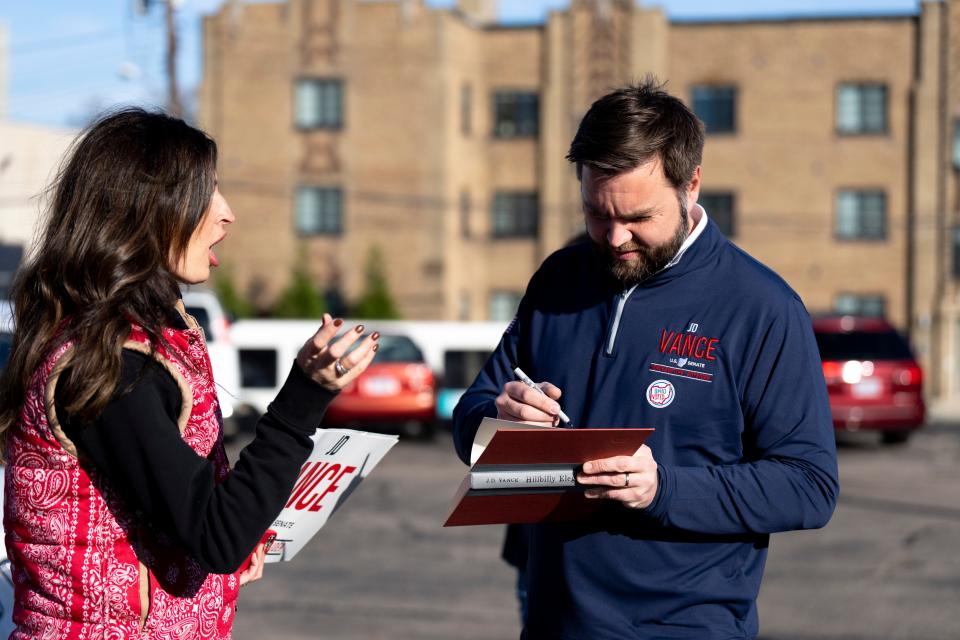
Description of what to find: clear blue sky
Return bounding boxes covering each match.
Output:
[0,0,920,127]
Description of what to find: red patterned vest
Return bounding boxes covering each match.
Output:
[3,315,240,639]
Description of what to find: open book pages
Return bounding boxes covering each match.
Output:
[469,417,554,465]
[265,428,398,563]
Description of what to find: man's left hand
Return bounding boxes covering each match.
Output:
[577,445,658,509]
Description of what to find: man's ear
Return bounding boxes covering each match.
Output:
[685,166,702,210]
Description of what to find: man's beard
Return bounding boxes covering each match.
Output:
[596,195,689,286]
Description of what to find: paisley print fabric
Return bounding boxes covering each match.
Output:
[3,322,240,639]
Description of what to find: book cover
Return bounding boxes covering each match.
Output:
[444,417,653,527]
[264,428,398,562]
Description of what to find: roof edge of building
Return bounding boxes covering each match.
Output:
[669,11,918,27]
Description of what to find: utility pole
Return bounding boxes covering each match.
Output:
[165,0,182,117]
[136,0,182,117]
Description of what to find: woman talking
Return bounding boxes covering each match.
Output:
[0,108,377,639]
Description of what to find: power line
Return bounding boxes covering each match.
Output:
[9,29,124,55]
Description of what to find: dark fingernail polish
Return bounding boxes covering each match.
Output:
[373,344,380,352]
[333,318,343,327]
[356,325,365,333]
[371,331,380,340]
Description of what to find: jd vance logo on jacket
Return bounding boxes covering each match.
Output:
[648,326,719,383]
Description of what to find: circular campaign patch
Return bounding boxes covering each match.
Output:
[646,379,675,408]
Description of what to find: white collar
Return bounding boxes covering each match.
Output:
[663,203,708,270]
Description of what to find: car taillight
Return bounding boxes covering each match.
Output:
[404,364,434,393]
[893,364,923,388]
[821,361,843,382]
[217,316,232,345]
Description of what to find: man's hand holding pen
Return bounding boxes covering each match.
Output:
[577,446,659,509]
[494,369,658,507]
[495,380,565,427]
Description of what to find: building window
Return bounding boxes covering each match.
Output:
[836,83,887,134]
[835,190,886,240]
[699,192,735,237]
[953,119,960,169]
[692,85,736,134]
[460,190,471,239]
[0,243,24,300]
[489,291,522,322]
[462,84,472,136]
[491,192,538,238]
[492,91,539,138]
[239,349,279,389]
[835,294,886,318]
[458,291,471,321]
[294,79,343,129]
[295,186,343,235]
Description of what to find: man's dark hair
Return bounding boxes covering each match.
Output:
[567,77,705,189]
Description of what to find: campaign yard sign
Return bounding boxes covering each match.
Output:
[265,429,398,562]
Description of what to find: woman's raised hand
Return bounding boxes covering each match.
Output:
[296,313,379,391]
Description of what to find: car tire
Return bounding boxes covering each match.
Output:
[399,420,435,441]
[222,416,239,442]
[417,421,436,441]
[881,431,910,445]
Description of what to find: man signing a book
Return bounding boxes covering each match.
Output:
[452,78,839,640]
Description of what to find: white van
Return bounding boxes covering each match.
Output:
[0,300,13,372]
[231,319,508,424]
[0,304,16,635]
[180,288,243,438]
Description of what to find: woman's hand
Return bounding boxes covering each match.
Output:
[238,542,266,587]
[295,313,379,391]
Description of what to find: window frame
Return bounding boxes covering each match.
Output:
[834,293,886,318]
[294,77,344,131]
[490,191,539,239]
[491,90,540,139]
[951,226,960,279]
[461,83,473,137]
[294,185,344,236]
[953,118,960,169]
[836,82,888,136]
[488,290,523,322]
[834,189,887,242]
[691,84,737,135]
[698,191,736,238]
[460,189,472,239]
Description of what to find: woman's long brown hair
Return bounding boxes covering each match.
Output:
[0,108,217,460]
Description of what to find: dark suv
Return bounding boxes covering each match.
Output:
[813,316,925,444]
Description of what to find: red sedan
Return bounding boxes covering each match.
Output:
[324,334,437,438]
[813,316,925,445]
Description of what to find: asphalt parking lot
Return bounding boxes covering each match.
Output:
[228,422,960,640]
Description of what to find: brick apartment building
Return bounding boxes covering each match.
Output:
[198,0,960,401]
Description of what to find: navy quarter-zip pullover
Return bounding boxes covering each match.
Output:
[453,217,839,640]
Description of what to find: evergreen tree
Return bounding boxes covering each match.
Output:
[212,267,254,319]
[273,258,326,319]
[353,246,400,319]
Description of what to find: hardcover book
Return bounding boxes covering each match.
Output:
[443,417,653,526]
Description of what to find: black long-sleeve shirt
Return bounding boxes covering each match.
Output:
[55,342,335,574]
